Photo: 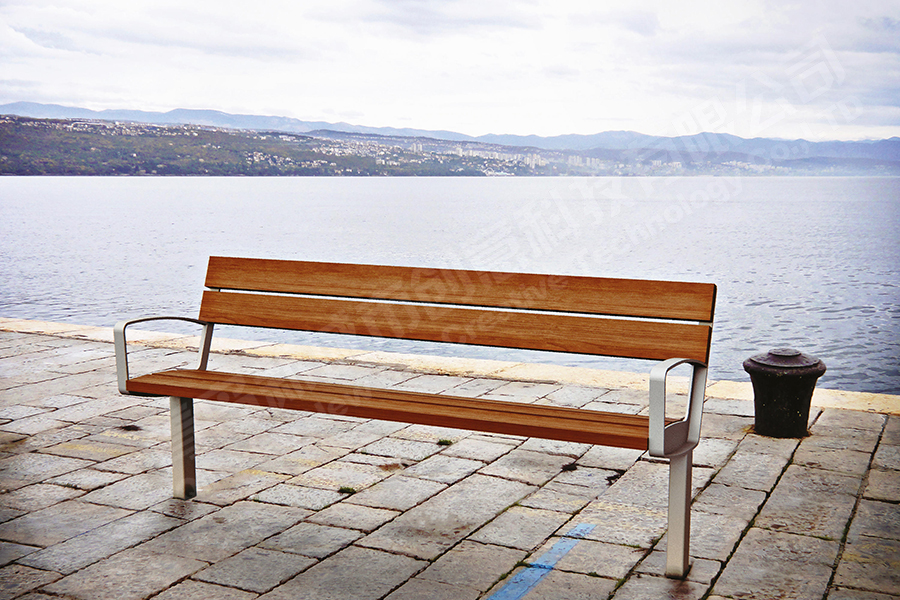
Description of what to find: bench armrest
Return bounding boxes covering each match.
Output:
[114,316,212,395]
[648,358,708,458]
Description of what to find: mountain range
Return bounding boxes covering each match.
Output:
[2,101,899,164]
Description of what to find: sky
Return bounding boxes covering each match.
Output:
[1,0,899,141]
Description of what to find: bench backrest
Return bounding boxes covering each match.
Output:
[200,256,716,363]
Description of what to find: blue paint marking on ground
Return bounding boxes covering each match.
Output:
[530,537,579,569]
[565,523,597,539]
[484,566,550,600]
[484,524,597,600]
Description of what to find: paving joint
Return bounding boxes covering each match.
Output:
[702,430,802,596]
[824,417,888,593]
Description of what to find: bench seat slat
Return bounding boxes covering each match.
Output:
[199,291,713,363]
[205,256,716,322]
[127,369,653,450]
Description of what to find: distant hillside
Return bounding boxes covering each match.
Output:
[2,112,898,177]
[3,102,899,164]
[0,102,474,142]
[0,116,533,176]
[479,130,900,162]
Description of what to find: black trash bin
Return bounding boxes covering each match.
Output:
[743,348,826,438]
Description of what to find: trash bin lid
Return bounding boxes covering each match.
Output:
[748,348,821,368]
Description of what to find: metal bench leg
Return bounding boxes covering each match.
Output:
[170,396,196,500]
[666,450,692,578]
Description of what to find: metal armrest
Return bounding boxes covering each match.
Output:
[648,357,709,458]
[114,316,212,395]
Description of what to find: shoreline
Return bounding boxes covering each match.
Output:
[3,316,897,415]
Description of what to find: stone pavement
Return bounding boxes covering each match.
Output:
[0,318,898,600]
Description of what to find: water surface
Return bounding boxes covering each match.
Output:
[1,176,897,393]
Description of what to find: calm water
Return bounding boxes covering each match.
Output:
[1,176,898,393]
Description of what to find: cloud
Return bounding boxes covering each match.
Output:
[858,15,900,33]
[853,16,900,52]
[604,10,660,36]
[12,27,79,51]
[316,0,543,38]
[0,0,897,139]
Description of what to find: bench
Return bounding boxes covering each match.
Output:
[114,255,716,578]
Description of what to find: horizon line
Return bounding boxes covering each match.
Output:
[1,100,898,145]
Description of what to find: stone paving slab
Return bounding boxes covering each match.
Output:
[565,501,669,549]
[42,545,207,600]
[865,468,900,503]
[399,453,483,484]
[140,501,309,562]
[194,546,317,593]
[257,546,426,600]
[261,521,364,558]
[535,535,645,579]
[835,536,900,596]
[692,482,767,521]
[252,482,344,509]
[441,436,518,462]
[538,569,622,599]
[80,470,175,510]
[0,324,899,600]
[0,500,132,547]
[385,576,482,600]
[0,564,62,599]
[670,511,752,562]
[712,442,794,491]
[824,590,899,600]
[625,573,712,599]
[17,510,182,574]
[195,469,292,506]
[306,501,399,531]
[255,444,349,476]
[479,449,575,486]
[288,458,392,491]
[637,549,722,584]
[360,436,446,461]
[469,505,571,551]
[884,416,900,445]
[755,467,861,539]
[848,499,900,542]
[347,474,447,511]
[360,474,535,560]
[0,483,83,512]
[713,528,840,600]
[418,539,526,592]
[152,579,259,600]
[875,444,900,470]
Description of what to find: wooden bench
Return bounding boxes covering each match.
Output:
[114,255,716,578]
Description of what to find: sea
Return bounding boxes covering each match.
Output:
[1,176,898,394]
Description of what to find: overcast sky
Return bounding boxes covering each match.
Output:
[2,0,898,140]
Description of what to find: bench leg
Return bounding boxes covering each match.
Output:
[665,451,692,578]
[170,396,196,500]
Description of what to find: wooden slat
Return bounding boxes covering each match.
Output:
[205,256,716,322]
[199,290,713,363]
[127,369,653,449]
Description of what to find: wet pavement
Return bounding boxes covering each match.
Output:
[1,318,898,600]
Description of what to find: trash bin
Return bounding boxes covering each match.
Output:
[743,348,826,438]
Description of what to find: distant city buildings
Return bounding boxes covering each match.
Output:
[2,115,895,177]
